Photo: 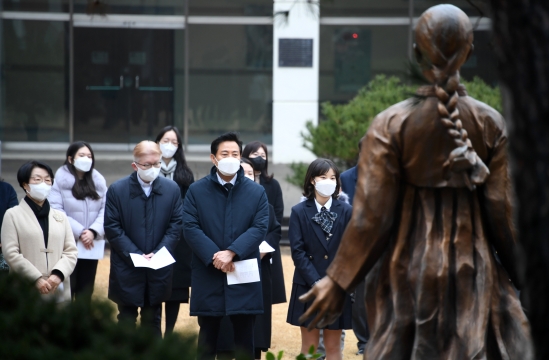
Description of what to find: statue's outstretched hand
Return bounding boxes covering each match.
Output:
[298,276,346,331]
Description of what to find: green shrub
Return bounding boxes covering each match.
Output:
[297,74,502,176]
[0,273,197,359]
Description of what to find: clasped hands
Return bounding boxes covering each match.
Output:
[80,229,95,250]
[213,250,236,273]
[35,274,62,295]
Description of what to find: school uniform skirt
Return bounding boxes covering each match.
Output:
[286,282,353,330]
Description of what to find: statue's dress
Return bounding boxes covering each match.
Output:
[327,87,533,359]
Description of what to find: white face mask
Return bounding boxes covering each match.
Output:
[73,157,93,172]
[136,166,161,183]
[245,174,255,181]
[215,157,241,177]
[27,182,52,202]
[315,179,337,197]
[160,143,178,159]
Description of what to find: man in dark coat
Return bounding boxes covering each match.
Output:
[183,132,269,360]
[104,141,183,337]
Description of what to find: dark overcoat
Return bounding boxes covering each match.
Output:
[340,166,358,206]
[259,175,286,304]
[183,166,269,316]
[216,203,281,352]
[287,197,353,329]
[104,172,183,307]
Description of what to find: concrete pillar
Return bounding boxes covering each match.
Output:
[272,0,319,164]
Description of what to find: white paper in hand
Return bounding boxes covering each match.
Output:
[77,240,105,260]
[227,259,260,285]
[129,246,176,270]
[259,241,275,253]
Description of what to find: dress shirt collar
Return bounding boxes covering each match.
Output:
[216,172,237,186]
[314,197,333,212]
[137,173,153,197]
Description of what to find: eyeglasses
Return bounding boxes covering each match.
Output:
[134,161,161,170]
[160,139,179,146]
[29,176,53,185]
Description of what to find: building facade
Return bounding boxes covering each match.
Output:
[0,0,496,163]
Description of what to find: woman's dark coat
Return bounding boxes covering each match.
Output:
[169,178,194,302]
[104,172,183,307]
[286,197,353,329]
[260,175,286,304]
[217,203,281,352]
[182,166,269,316]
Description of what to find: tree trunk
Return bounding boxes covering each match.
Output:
[489,1,549,358]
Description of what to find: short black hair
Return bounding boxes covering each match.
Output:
[210,132,242,155]
[17,160,55,190]
[303,158,341,200]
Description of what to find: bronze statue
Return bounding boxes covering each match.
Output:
[299,4,534,359]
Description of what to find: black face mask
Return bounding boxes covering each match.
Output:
[249,156,266,171]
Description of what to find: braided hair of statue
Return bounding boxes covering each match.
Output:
[415,5,490,190]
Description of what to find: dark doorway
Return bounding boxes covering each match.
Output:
[74,27,174,143]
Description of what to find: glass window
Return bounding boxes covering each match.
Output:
[1,19,68,142]
[73,0,185,15]
[320,0,486,17]
[1,0,68,12]
[189,0,272,16]
[320,25,497,105]
[188,24,273,144]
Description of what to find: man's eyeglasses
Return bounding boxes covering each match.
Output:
[134,161,161,170]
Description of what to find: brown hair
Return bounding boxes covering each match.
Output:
[414,4,489,190]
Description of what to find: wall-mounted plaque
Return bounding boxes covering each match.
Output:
[278,38,313,67]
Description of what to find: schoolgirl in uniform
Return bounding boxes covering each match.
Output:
[287,158,353,360]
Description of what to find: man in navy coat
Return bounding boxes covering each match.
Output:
[105,141,183,337]
[183,132,269,360]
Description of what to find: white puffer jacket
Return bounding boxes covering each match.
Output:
[48,165,107,240]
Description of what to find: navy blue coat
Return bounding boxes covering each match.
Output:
[288,198,353,287]
[340,166,358,206]
[104,172,183,306]
[183,166,269,316]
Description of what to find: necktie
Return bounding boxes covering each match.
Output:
[312,206,337,234]
[224,183,233,191]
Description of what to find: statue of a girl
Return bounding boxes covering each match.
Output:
[300,4,533,359]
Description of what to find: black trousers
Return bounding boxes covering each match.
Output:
[198,314,255,360]
[352,280,370,351]
[70,259,98,303]
[117,297,162,338]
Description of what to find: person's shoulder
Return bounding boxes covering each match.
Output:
[52,166,74,188]
[291,199,308,213]
[187,175,211,192]
[91,169,107,189]
[340,166,357,178]
[0,181,16,193]
[463,95,506,134]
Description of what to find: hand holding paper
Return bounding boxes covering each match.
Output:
[129,246,176,270]
[226,259,260,285]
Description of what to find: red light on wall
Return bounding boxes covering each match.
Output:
[352,33,358,39]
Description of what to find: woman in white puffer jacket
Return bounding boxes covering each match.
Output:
[49,141,107,303]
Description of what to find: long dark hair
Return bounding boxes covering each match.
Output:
[302,158,341,201]
[242,141,273,182]
[64,141,100,200]
[155,126,194,188]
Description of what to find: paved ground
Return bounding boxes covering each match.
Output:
[0,149,302,217]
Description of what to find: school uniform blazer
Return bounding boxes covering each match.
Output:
[1,198,78,302]
[288,198,353,287]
